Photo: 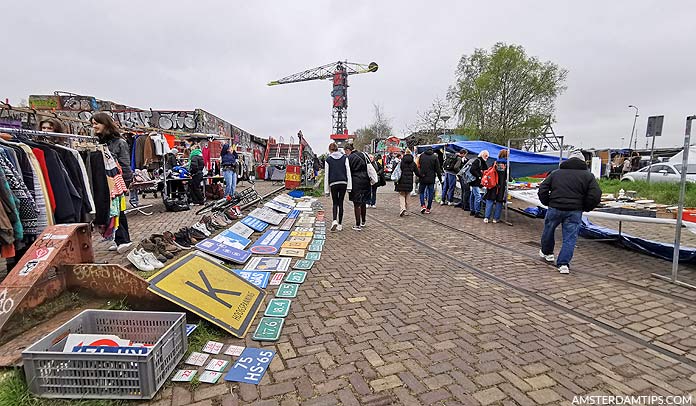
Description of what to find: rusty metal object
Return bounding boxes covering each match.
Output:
[0,224,93,334]
[64,264,161,304]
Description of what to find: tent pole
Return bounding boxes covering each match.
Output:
[651,115,696,290]
[505,139,511,224]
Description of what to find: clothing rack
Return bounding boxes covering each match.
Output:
[0,126,97,140]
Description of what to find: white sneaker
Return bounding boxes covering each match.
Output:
[337,224,343,231]
[483,218,489,223]
[127,249,155,272]
[137,248,164,269]
[492,219,498,224]
[108,244,118,251]
[352,225,362,231]
[192,222,211,237]
[539,249,555,263]
[331,220,338,231]
[116,242,134,254]
[360,222,366,227]
[440,200,446,206]
[558,265,570,274]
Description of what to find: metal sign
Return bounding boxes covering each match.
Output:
[232,270,271,289]
[212,230,252,250]
[646,115,664,137]
[292,260,314,271]
[290,231,313,237]
[228,222,255,238]
[284,271,307,284]
[279,218,296,231]
[279,248,305,257]
[288,236,312,244]
[294,227,314,232]
[248,208,285,225]
[308,243,324,252]
[275,283,299,298]
[264,299,291,317]
[252,317,284,341]
[313,234,326,240]
[148,251,265,337]
[249,230,290,255]
[282,241,309,249]
[244,257,291,272]
[241,216,269,232]
[305,252,321,261]
[269,273,285,286]
[287,210,300,219]
[264,201,292,214]
[225,347,275,384]
[195,239,252,264]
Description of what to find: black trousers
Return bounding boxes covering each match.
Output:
[330,184,347,224]
[189,173,204,204]
[115,211,131,245]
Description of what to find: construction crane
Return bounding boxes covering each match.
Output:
[268,61,378,144]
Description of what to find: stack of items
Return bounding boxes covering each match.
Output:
[62,333,152,354]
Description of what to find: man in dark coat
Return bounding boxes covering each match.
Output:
[468,150,489,218]
[344,143,371,230]
[417,147,442,214]
[538,150,601,274]
[453,149,470,210]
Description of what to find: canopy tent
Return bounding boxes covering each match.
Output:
[416,140,563,178]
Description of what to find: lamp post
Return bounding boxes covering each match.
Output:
[628,105,639,150]
[441,115,451,142]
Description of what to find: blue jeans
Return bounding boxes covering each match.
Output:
[419,183,435,209]
[442,173,457,203]
[540,207,583,267]
[223,170,237,198]
[369,185,378,206]
[469,186,482,213]
[484,200,503,220]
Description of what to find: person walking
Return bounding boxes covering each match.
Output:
[221,143,238,198]
[538,150,601,274]
[453,149,470,210]
[468,150,489,218]
[91,112,133,254]
[394,149,420,217]
[188,144,205,205]
[368,154,385,208]
[441,151,462,206]
[344,143,371,230]
[483,150,509,224]
[416,147,442,214]
[324,142,352,231]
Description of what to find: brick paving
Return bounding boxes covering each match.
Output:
[116,186,696,405]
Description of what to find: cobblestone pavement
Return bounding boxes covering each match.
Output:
[128,186,696,406]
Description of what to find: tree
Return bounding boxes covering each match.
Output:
[352,104,393,152]
[405,97,452,145]
[449,43,567,145]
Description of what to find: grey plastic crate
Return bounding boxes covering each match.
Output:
[22,310,187,400]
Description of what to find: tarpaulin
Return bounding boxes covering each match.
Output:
[416,141,563,178]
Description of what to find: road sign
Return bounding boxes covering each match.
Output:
[264,298,291,317]
[282,241,309,249]
[284,271,307,284]
[305,252,321,261]
[646,115,664,137]
[279,248,305,257]
[248,208,285,225]
[148,251,265,337]
[264,201,292,214]
[292,260,314,271]
[252,317,285,341]
[269,272,285,286]
[241,216,269,232]
[313,234,326,240]
[288,236,312,244]
[225,347,275,384]
[232,270,271,289]
[308,243,323,252]
[249,230,290,255]
[245,257,290,272]
[275,283,298,298]
[195,239,252,264]
[279,218,296,231]
[287,210,300,219]
[213,230,252,249]
[229,222,254,238]
[294,227,314,232]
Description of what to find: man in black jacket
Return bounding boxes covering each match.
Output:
[538,150,601,274]
[418,147,442,214]
[468,150,489,218]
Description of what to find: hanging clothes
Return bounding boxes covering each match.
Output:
[0,153,40,237]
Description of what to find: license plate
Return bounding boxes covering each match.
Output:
[264,298,291,317]
[305,252,321,261]
[313,234,326,240]
[308,243,323,252]
[252,317,284,341]
[292,260,314,271]
[285,270,307,283]
[276,283,299,298]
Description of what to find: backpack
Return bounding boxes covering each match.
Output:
[443,156,459,172]
[480,164,499,189]
[459,159,475,183]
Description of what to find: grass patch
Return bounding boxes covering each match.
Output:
[0,369,124,406]
[185,321,224,358]
[598,179,696,206]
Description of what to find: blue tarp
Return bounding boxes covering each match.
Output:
[580,218,696,264]
[416,140,564,178]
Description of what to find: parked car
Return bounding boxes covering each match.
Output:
[620,163,696,183]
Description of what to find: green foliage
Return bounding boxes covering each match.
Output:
[450,43,567,145]
[185,321,224,358]
[0,369,124,406]
[598,179,696,207]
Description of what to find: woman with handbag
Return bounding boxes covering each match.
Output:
[368,154,385,208]
[344,143,371,231]
[394,149,420,217]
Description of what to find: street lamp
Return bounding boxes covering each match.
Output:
[440,115,451,142]
[627,105,639,150]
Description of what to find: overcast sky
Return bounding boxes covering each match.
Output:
[4,1,695,152]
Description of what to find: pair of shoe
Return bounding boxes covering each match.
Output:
[352,225,362,231]
[165,230,191,250]
[127,248,164,272]
[108,242,134,254]
[191,222,211,237]
[187,227,208,242]
[331,220,339,231]
[538,250,570,274]
[399,209,406,217]
[149,234,180,255]
[140,239,171,261]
